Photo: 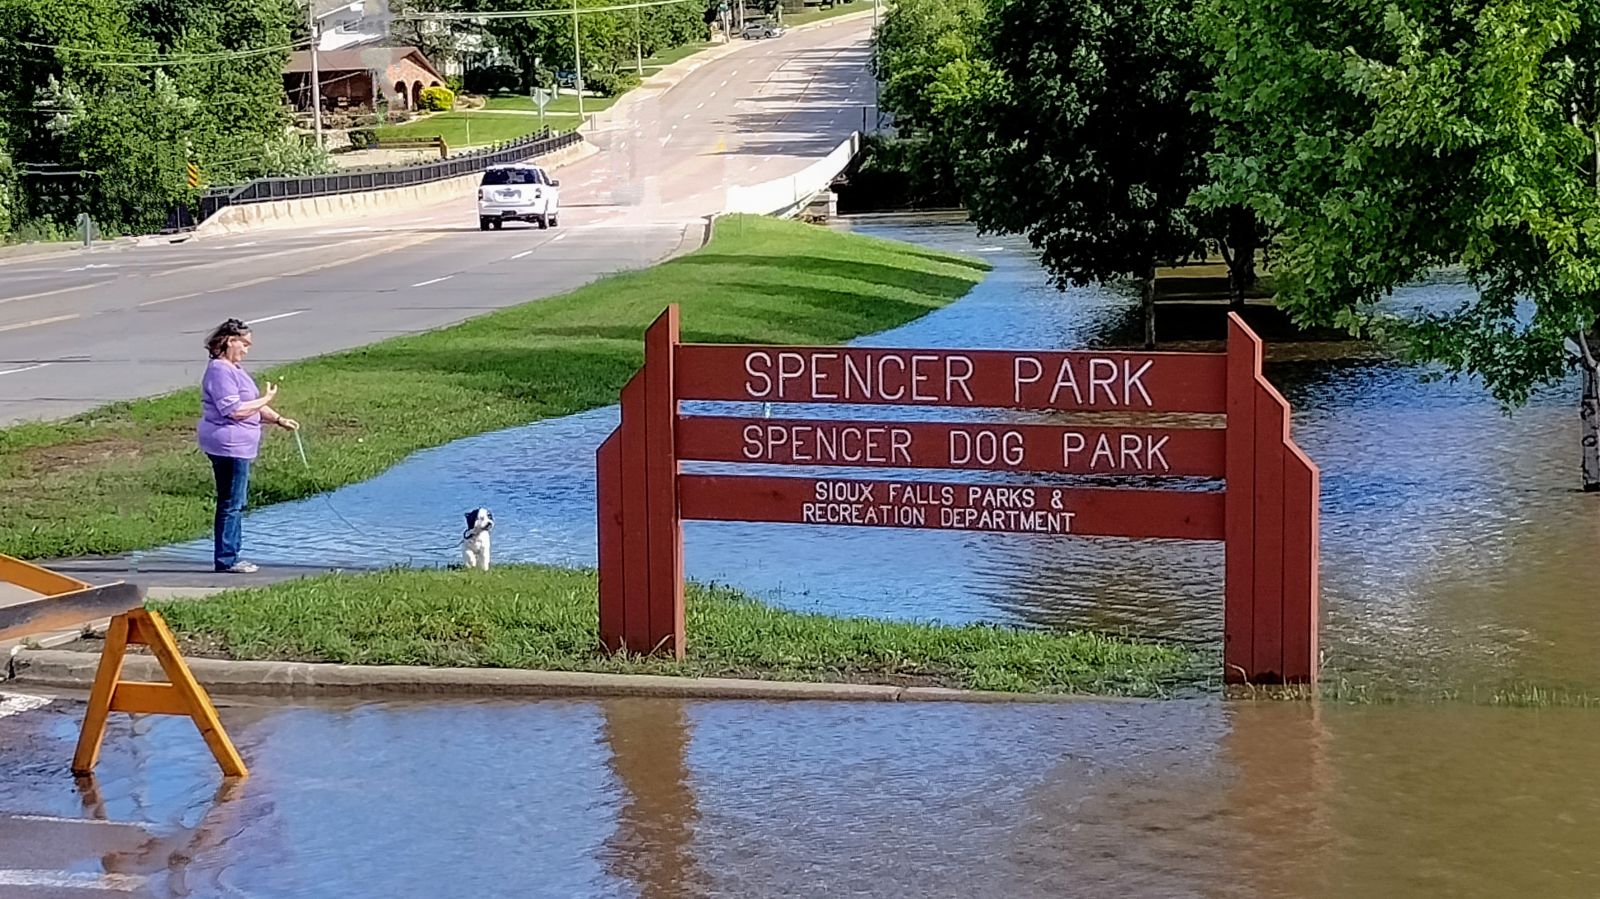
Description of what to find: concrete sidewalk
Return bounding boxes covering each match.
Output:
[7,649,1110,704]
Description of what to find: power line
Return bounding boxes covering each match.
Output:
[0,38,310,66]
[399,0,703,20]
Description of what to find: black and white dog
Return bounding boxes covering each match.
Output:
[462,507,494,571]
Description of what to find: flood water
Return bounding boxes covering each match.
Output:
[149,216,1598,699]
[7,216,1600,895]
[2,693,1598,898]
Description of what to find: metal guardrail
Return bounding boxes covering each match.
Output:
[197,128,583,224]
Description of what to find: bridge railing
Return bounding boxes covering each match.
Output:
[197,129,583,223]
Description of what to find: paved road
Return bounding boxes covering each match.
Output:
[0,17,876,424]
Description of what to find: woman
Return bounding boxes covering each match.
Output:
[197,319,298,574]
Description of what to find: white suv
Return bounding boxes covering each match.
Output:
[478,164,561,230]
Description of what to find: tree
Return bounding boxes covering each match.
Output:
[1200,0,1600,489]
[936,0,1263,338]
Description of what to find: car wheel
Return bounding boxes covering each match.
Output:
[479,217,491,231]
[492,219,504,230]
[536,215,549,230]
[549,215,559,228]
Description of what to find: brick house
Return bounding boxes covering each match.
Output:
[283,46,446,113]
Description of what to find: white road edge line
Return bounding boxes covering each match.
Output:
[0,870,148,892]
[0,363,52,378]
[552,233,569,242]
[4,813,134,828]
[0,313,78,334]
[411,275,452,288]
[246,310,306,325]
[511,250,534,260]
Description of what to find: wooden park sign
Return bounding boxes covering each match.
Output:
[596,306,1319,684]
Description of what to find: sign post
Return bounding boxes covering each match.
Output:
[596,306,1319,684]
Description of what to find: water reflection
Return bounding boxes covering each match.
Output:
[3,695,1598,896]
[600,700,706,899]
[140,217,1597,697]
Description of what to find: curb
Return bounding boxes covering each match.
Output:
[6,649,1121,705]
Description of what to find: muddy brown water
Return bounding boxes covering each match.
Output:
[2,694,1597,897]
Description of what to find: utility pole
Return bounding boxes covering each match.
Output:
[309,2,323,149]
[635,3,643,76]
[572,0,584,118]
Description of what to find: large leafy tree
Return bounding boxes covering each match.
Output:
[944,0,1262,321]
[1200,0,1600,489]
[0,0,318,236]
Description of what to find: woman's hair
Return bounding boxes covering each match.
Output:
[205,318,250,359]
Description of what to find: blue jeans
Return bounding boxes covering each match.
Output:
[208,454,251,570]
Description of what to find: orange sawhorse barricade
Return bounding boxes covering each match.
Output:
[595,306,1318,684]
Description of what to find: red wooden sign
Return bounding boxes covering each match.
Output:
[597,306,1319,685]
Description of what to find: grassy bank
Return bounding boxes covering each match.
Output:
[0,216,989,559]
[152,567,1203,697]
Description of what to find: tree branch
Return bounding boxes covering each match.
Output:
[1577,327,1599,373]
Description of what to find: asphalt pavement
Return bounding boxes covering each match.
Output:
[0,16,877,424]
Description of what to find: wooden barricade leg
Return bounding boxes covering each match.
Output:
[643,307,685,659]
[71,609,247,778]
[71,614,130,775]
[597,430,626,653]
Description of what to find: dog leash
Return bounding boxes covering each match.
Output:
[290,428,466,558]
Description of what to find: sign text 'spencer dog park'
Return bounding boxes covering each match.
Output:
[597,306,1319,684]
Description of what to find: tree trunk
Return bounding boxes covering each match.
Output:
[1141,262,1157,350]
[1223,205,1258,308]
[1584,360,1599,492]
[1580,328,1599,492]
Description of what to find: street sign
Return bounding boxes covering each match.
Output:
[185,161,202,189]
[597,306,1321,685]
[530,87,552,110]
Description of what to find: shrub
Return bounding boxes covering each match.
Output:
[582,69,641,98]
[419,86,455,111]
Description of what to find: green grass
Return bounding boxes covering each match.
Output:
[781,0,879,27]
[151,566,1203,697]
[374,112,571,147]
[0,215,990,559]
[480,94,618,116]
[641,41,714,74]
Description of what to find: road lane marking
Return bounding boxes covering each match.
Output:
[247,310,306,325]
[138,291,202,308]
[0,314,78,334]
[411,275,452,288]
[0,363,53,378]
[511,250,534,260]
[197,234,441,295]
[0,870,148,892]
[152,236,380,278]
[662,134,674,146]
[0,281,115,306]
[4,814,134,827]
[0,693,52,717]
[697,102,705,109]
[552,233,569,242]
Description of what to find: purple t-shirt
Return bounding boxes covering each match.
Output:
[197,359,262,459]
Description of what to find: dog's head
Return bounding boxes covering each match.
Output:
[463,508,494,533]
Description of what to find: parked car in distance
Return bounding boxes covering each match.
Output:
[741,20,784,39]
[477,164,561,230]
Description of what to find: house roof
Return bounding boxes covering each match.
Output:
[283,46,443,82]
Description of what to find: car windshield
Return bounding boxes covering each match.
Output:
[482,169,543,186]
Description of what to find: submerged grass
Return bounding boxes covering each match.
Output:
[0,215,989,559]
[151,566,1205,697]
